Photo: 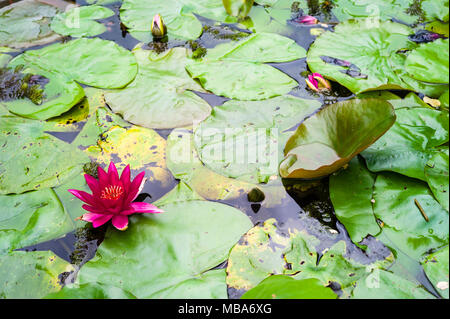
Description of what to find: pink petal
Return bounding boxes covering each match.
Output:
[125,171,146,203]
[112,215,129,231]
[82,204,106,214]
[97,165,109,187]
[81,212,105,222]
[122,202,164,215]
[91,214,113,228]
[108,162,120,185]
[120,165,131,188]
[84,174,101,195]
[68,189,97,206]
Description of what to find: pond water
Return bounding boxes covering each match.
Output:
[1,0,448,299]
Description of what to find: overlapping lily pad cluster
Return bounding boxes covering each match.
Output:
[0,0,448,299]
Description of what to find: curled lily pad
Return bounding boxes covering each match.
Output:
[405,38,449,84]
[105,47,211,129]
[425,148,449,211]
[9,37,137,89]
[76,200,252,298]
[193,95,321,183]
[279,99,396,179]
[50,5,115,38]
[120,0,233,41]
[307,19,448,97]
[0,188,74,254]
[421,245,449,299]
[0,251,74,298]
[241,276,337,299]
[0,115,88,194]
[0,0,62,48]
[186,33,304,100]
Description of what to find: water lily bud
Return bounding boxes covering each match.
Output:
[305,73,331,92]
[151,14,167,38]
[296,15,318,25]
[222,0,254,18]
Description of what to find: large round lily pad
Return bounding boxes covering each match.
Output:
[105,47,211,129]
[279,99,396,179]
[194,95,321,183]
[186,33,304,100]
[9,37,137,89]
[307,19,448,97]
[75,200,253,298]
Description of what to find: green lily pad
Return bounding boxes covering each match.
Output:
[76,200,252,298]
[153,181,204,207]
[352,269,435,299]
[0,188,74,254]
[405,39,449,84]
[45,282,137,299]
[373,173,449,260]
[105,47,211,129]
[0,0,62,49]
[0,115,88,194]
[307,19,448,97]
[329,156,380,244]
[51,5,115,38]
[9,37,137,89]
[362,107,449,181]
[440,89,449,108]
[241,276,337,299]
[421,245,449,298]
[422,0,449,22]
[279,99,396,179]
[120,0,233,42]
[186,33,304,100]
[193,95,321,184]
[226,218,391,296]
[425,148,449,211]
[1,69,85,120]
[0,251,74,298]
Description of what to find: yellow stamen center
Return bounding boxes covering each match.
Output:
[101,185,124,200]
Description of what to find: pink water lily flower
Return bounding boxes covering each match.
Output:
[68,162,163,231]
[305,72,331,92]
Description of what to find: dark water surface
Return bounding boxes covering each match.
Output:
[2,0,440,298]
